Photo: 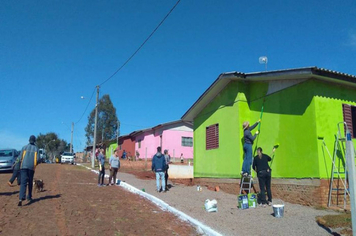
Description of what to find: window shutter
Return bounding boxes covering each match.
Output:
[342,104,353,138]
[206,124,219,150]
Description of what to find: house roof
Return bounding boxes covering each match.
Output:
[129,119,193,137]
[181,67,356,122]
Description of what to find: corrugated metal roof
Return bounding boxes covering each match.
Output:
[181,67,356,122]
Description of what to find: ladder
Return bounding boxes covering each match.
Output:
[327,122,350,209]
[239,175,254,195]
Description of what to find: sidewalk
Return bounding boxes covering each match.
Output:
[97,165,338,236]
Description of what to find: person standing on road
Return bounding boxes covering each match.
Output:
[252,147,274,207]
[108,149,120,185]
[163,149,171,189]
[8,157,21,187]
[241,120,260,176]
[17,135,40,206]
[97,148,106,186]
[152,147,167,193]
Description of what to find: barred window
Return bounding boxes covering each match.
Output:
[138,140,141,148]
[182,137,193,147]
[206,124,219,150]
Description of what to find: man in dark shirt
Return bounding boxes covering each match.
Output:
[252,147,275,207]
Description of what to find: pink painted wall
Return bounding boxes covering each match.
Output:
[134,123,193,160]
[161,130,193,159]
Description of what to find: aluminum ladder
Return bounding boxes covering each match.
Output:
[327,122,351,209]
[239,175,254,195]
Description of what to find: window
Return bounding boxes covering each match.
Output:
[119,145,122,150]
[206,124,219,150]
[342,104,356,138]
[138,140,141,148]
[182,137,193,147]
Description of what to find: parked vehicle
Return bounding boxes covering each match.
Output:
[0,149,18,172]
[61,152,75,164]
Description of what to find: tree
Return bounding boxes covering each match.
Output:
[85,94,119,146]
[36,133,69,160]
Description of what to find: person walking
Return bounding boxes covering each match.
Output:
[8,158,21,187]
[97,148,106,186]
[241,120,260,176]
[17,135,40,206]
[163,149,171,189]
[252,147,275,207]
[108,149,120,185]
[151,147,167,193]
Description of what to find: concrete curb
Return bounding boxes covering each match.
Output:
[77,164,223,236]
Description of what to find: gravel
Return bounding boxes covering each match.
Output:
[107,170,338,236]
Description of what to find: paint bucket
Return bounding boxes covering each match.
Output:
[272,200,284,218]
[238,194,249,209]
[196,185,202,191]
[248,193,257,208]
[204,199,217,212]
[116,179,121,185]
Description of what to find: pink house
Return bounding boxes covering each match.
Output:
[131,120,193,160]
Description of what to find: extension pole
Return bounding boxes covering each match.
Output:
[345,128,356,236]
[92,85,100,168]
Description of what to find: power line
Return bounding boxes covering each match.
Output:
[75,86,96,124]
[99,0,181,86]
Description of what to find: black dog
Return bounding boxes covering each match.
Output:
[33,179,44,192]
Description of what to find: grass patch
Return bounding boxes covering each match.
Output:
[316,212,352,234]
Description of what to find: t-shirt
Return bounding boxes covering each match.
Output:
[109,155,120,168]
[98,153,105,166]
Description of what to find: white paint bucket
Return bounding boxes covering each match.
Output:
[272,200,284,218]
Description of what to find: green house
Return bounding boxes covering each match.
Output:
[182,67,356,179]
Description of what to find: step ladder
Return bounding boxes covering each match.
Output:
[239,175,254,195]
[327,122,351,209]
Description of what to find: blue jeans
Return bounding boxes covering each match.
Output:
[19,169,34,201]
[155,172,166,191]
[242,143,253,175]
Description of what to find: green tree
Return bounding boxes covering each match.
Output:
[85,94,119,146]
[36,133,69,160]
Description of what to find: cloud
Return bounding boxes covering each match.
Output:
[0,130,28,150]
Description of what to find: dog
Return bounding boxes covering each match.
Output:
[33,179,44,192]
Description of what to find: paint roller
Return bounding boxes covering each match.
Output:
[270,142,280,167]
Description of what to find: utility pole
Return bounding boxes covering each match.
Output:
[92,85,100,168]
[345,127,356,236]
[70,122,74,153]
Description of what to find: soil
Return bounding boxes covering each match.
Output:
[0,163,199,236]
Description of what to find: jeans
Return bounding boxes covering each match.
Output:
[19,169,34,201]
[242,143,253,175]
[98,165,105,185]
[257,170,272,204]
[109,168,118,184]
[155,172,166,191]
[9,168,21,185]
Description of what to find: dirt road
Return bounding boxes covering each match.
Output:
[0,164,199,236]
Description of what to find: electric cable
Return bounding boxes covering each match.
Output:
[99,0,181,87]
[75,86,96,124]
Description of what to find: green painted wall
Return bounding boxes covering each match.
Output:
[193,79,356,179]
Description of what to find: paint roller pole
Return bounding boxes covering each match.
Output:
[345,128,356,236]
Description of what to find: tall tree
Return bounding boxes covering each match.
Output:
[36,132,69,160]
[85,94,119,146]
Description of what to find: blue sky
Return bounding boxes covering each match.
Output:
[1,0,356,151]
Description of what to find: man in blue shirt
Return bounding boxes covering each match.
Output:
[151,147,167,193]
